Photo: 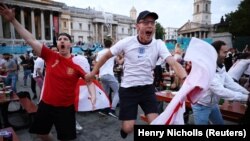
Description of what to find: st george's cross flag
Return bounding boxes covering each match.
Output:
[75,78,111,111]
[151,37,217,125]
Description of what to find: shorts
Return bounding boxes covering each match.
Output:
[119,84,158,120]
[29,101,76,140]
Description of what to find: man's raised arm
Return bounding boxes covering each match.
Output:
[85,50,113,81]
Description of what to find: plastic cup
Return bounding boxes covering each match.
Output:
[5,91,11,100]
[219,99,224,105]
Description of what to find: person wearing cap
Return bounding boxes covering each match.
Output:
[0,4,96,141]
[85,10,187,138]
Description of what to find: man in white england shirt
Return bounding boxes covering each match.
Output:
[85,10,187,138]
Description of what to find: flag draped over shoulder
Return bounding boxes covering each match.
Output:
[151,37,217,125]
[75,79,111,111]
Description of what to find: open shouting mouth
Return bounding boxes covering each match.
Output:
[145,31,152,37]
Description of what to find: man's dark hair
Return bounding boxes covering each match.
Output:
[19,55,25,61]
[104,38,113,48]
[237,53,250,59]
[211,40,226,53]
[3,53,10,56]
[57,33,72,43]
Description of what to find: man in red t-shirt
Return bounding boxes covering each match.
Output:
[0,4,96,141]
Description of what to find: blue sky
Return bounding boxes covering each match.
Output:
[54,0,242,28]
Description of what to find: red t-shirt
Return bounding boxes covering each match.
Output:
[41,45,89,107]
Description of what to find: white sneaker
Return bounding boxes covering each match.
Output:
[98,111,108,116]
[108,110,118,119]
[76,121,83,131]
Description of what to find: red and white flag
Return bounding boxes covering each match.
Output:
[75,79,111,111]
[151,37,217,125]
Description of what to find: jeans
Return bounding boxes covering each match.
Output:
[23,69,32,86]
[191,103,224,125]
[4,73,17,93]
[100,74,119,110]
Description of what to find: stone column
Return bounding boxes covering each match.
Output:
[110,24,112,37]
[101,24,104,44]
[0,16,3,38]
[95,23,98,42]
[41,10,45,40]
[116,26,118,41]
[31,9,36,37]
[199,31,202,38]
[50,12,53,41]
[68,20,71,35]
[203,32,206,38]
[21,8,25,27]
[10,23,15,40]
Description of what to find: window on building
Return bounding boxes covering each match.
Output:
[71,22,73,29]
[196,5,199,13]
[78,36,83,42]
[122,28,124,34]
[71,36,74,43]
[88,24,91,31]
[79,23,82,30]
[64,22,67,28]
[206,4,208,12]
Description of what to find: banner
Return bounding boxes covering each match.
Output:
[151,37,217,125]
[75,79,111,111]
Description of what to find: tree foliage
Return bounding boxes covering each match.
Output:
[225,0,250,36]
[155,22,165,40]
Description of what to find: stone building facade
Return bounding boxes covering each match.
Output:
[0,0,137,45]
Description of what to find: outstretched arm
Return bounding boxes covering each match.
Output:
[0,4,42,56]
[86,82,96,110]
[85,50,113,81]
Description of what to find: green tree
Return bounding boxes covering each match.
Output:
[155,22,165,40]
[225,0,250,36]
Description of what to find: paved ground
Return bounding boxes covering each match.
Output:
[5,69,146,141]
[4,69,236,141]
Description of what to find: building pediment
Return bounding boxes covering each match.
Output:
[178,21,202,32]
[3,0,64,11]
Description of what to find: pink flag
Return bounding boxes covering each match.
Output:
[151,37,217,125]
[75,79,111,111]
